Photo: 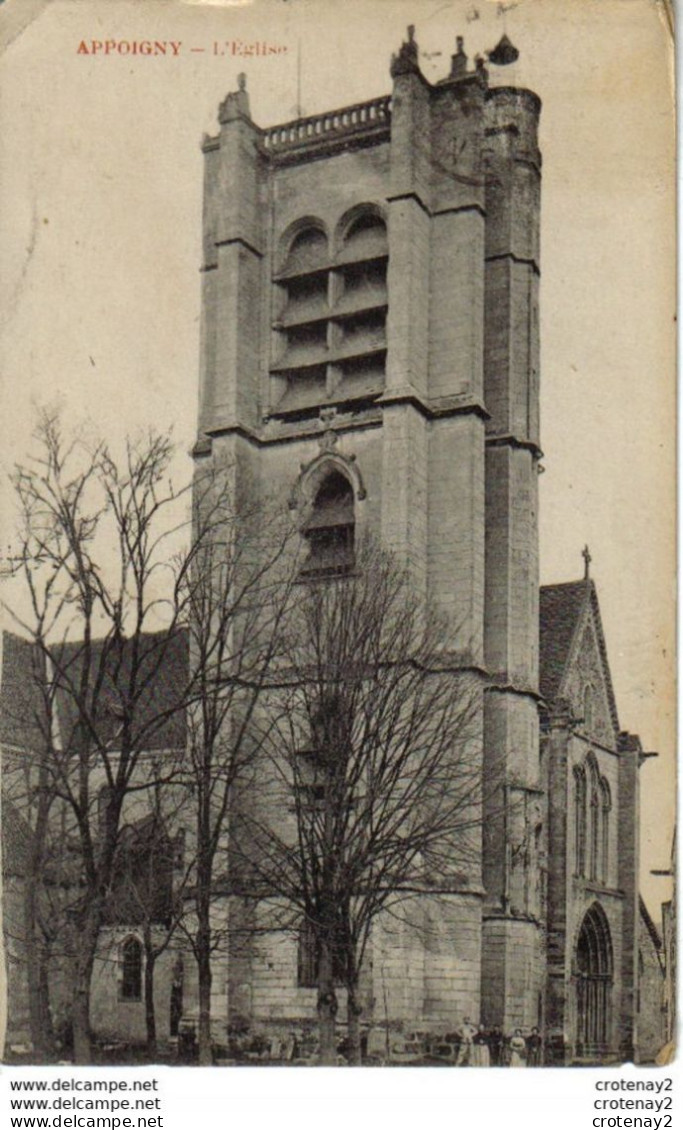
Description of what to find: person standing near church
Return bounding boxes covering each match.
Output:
[457,1017,477,1065]
[488,1025,504,1066]
[509,1029,527,1067]
[471,1024,490,1066]
[526,1026,542,1066]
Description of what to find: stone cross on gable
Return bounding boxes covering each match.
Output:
[582,544,592,579]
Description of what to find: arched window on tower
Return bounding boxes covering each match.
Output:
[271,209,388,419]
[336,212,388,401]
[120,936,143,1001]
[574,767,587,877]
[340,212,388,261]
[301,471,355,577]
[272,224,330,415]
[285,226,328,275]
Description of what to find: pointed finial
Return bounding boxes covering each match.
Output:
[218,75,252,124]
[390,23,420,77]
[582,544,592,580]
[450,35,468,79]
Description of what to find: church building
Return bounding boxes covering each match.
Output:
[0,26,661,1066]
[189,26,651,1063]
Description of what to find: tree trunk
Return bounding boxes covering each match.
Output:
[24,889,53,1060]
[37,945,54,1055]
[347,982,362,1066]
[71,915,99,1065]
[26,782,55,1060]
[196,915,213,1066]
[72,965,93,1064]
[317,941,337,1065]
[26,947,53,1060]
[144,946,157,1059]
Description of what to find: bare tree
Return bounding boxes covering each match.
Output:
[3,411,299,1066]
[1,633,58,1059]
[0,636,81,1061]
[3,411,192,1063]
[243,540,484,1065]
[5,412,490,1070]
[174,464,296,1066]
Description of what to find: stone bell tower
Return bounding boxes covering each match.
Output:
[193,26,542,1031]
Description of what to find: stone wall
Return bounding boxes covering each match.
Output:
[635,910,665,1063]
[90,930,186,1047]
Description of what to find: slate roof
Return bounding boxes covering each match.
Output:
[0,632,47,752]
[52,629,189,752]
[539,578,620,733]
[1,796,32,878]
[539,580,587,703]
[1,629,189,757]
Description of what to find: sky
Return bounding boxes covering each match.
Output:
[0,0,676,912]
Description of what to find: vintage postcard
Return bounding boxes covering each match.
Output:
[0,0,675,1082]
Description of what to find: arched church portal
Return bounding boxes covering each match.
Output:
[574,903,613,1059]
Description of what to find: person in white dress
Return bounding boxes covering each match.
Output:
[508,1028,527,1067]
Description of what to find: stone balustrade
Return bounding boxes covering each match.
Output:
[262,95,391,151]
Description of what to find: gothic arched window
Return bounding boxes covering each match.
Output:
[600,778,612,884]
[301,471,355,577]
[574,767,587,876]
[121,936,143,1001]
[584,756,601,882]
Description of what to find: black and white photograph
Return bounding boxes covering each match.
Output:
[0,0,675,1080]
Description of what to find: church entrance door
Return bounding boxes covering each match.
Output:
[574,903,613,1060]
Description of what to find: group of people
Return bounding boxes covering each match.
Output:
[455,1019,543,1067]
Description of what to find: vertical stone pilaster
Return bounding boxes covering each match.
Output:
[481,84,542,1031]
[385,47,431,400]
[618,733,641,1061]
[544,705,572,1063]
[380,404,428,601]
[197,83,265,438]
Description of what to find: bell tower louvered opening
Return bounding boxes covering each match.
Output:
[271,212,388,419]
